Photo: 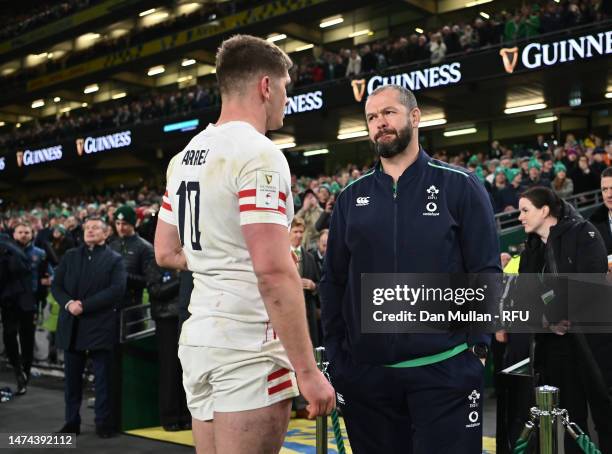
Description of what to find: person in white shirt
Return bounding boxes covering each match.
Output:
[154,34,335,454]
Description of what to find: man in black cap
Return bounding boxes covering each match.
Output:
[109,205,154,330]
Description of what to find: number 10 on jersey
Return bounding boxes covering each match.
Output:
[176,181,202,250]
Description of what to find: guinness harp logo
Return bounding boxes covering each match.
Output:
[351,79,366,102]
[499,47,519,74]
[75,138,84,156]
[265,174,273,185]
[16,150,24,167]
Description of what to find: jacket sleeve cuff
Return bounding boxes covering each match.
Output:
[64,300,74,311]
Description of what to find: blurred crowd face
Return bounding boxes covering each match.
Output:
[318,230,328,255]
[115,219,135,238]
[84,219,107,247]
[13,225,33,246]
[65,216,78,230]
[338,172,349,187]
[602,176,612,211]
[578,156,589,171]
[318,187,330,205]
[529,167,540,180]
[289,224,305,248]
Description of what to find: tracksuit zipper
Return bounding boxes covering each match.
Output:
[393,182,398,273]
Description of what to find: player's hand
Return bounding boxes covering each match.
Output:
[296,368,336,419]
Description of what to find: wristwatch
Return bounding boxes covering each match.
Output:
[470,343,489,359]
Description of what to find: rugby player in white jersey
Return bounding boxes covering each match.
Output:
[154,34,335,454]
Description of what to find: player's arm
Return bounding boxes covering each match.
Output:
[243,223,335,416]
[154,219,187,271]
[243,223,317,371]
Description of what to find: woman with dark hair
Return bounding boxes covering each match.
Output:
[517,186,612,453]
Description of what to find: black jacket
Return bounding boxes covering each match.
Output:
[0,235,36,311]
[589,204,612,255]
[519,203,607,275]
[109,234,154,307]
[52,244,126,351]
[518,203,609,359]
[145,260,180,320]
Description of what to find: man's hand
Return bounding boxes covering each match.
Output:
[495,330,508,343]
[301,278,316,291]
[68,300,83,316]
[296,368,336,419]
[40,276,52,286]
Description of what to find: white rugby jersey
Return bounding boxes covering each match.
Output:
[158,121,293,351]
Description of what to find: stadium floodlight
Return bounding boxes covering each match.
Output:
[349,29,371,38]
[147,65,165,76]
[480,12,490,19]
[534,115,558,124]
[320,16,343,28]
[337,129,368,140]
[82,33,100,40]
[60,107,71,113]
[419,118,447,128]
[273,137,296,149]
[177,76,193,83]
[53,97,61,102]
[16,123,21,128]
[31,100,44,108]
[83,84,99,94]
[295,44,314,52]
[112,92,127,100]
[466,0,492,6]
[304,148,329,157]
[504,103,546,114]
[267,34,287,43]
[415,27,424,34]
[81,103,88,107]
[605,92,612,99]
[139,8,156,17]
[181,58,196,67]
[443,127,477,137]
[0,122,4,127]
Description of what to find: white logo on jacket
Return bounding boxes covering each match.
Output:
[356,196,370,207]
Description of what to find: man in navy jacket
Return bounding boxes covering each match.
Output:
[320,85,501,453]
[52,217,126,438]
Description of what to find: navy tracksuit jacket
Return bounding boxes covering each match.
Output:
[320,149,502,453]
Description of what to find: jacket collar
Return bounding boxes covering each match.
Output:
[374,146,430,184]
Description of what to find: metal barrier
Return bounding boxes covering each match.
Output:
[495,190,603,235]
[119,304,156,343]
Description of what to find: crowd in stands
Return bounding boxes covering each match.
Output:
[0,0,92,41]
[0,0,608,149]
[2,131,610,246]
[0,83,220,149]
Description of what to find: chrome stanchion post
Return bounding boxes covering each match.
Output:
[535,385,559,454]
[314,347,328,454]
